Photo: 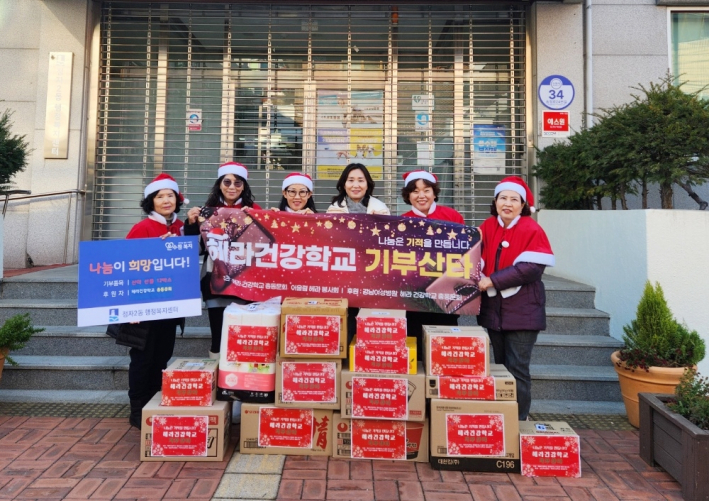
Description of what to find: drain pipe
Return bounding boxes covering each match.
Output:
[584,0,593,128]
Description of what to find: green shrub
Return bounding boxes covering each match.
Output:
[618,281,705,370]
[0,314,43,366]
[668,369,709,431]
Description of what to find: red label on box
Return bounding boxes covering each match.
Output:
[350,419,407,460]
[281,362,338,403]
[521,435,581,477]
[429,335,487,376]
[445,413,505,456]
[356,317,407,343]
[258,407,314,448]
[284,315,341,355]
[150,415,209,457]
[162,371,214,406]
[226,325,278,363]
[353,340,409,374]
[351,377,408,419]
[438,376,495,400]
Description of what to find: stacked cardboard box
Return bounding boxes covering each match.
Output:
[217,298,282,403]
[334,309,428,462]
[424,325,522,473]
[140,359,231,462]
[240,298,347,456]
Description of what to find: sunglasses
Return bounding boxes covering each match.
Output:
[285,189,310,198]
[222,178,243,188]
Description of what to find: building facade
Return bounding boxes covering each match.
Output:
[0,0,707,267]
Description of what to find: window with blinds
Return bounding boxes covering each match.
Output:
[91,2,527,239]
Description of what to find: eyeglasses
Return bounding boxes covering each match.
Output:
[222,178,243,188]
[285,189,310,198]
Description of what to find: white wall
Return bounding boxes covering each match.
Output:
[539,210,709,376]
[0,0,89,267]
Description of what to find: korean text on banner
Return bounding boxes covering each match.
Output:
[200,210,483,315]
[77,236,202,327]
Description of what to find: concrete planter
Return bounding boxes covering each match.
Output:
[611,351,690,428]
[639,392,709,501]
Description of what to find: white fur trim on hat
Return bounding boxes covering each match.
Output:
[282,173,313,192]
[494,181,527,201]
[144,178,179,199]
[403,170,437,186]
[218,162,248,180]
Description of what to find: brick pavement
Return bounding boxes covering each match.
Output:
[0,414,683,500]
[275,429,684,501]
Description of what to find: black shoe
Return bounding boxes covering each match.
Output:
[129,399,143,429]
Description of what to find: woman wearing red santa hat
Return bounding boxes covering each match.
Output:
[272,173,318,213]
[125,173,187,428]
[184,162,263,360]
[400,170,464,357]
[477,176,555,420]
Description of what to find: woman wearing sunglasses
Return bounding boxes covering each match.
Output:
[185,162,262,359]
[272,173,318,213]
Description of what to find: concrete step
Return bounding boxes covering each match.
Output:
[13,326,213,357]
[0,300,210,327]
[1,356,130,391]
[532,334,622,366]
[542,275,596,309]
[544,307,609,336]
[531,364,621,402]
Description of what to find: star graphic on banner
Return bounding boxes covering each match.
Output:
[447,229,458,240]
[219,221,228,230]
[418,220,425,226]
[339,217,345,223]
[317,221,323,227]
[371,227,381,236]
[263,214,270,221]
[291,223,301,233]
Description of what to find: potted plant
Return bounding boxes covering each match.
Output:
[0,313,43,379]
[639,370,709,501]
[611,281,705,427]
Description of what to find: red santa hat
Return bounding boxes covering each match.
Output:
[144,173,188,204]
[218,161,248,180]
[282,173,313,192]
[207,227,229,241]
[402,170,438,186]
[494,176,535,213]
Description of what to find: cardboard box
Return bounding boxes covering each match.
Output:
[356,309,407,343]
[280,297,348,358]
[161,359,218,406]
[218,299,280,403]
[341,363,425,421]
[423,325,490,377]
[333,413,429,462]
[140,393,231,462]
[349,336,417,374]
[240,403,333,456]
[275,357,341,410]
[520,421,581,478]
[429,399,520,473]
[425,364,517,401]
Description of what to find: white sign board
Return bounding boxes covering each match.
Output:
[415,113,431,132]
[187,109,202,131]
[416,141,434,167]
[538,75,575,110]
[412,94,434,111]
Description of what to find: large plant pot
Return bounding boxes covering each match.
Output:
[611,351,689,428]
[639,392,709,501]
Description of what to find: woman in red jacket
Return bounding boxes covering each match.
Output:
[400,170,465,358]
[125,173,187,428]
[476,176,555,420]
[184,162,262,359]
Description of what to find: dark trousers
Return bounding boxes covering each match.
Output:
[406,311,459,361]
[207,306,227,353]
[128,319,177,406]
[487,329,538,420]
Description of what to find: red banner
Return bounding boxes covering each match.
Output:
[446,413,505,456]
[150,416,209,457]
[351,419,407,460]
[200,209,482,315]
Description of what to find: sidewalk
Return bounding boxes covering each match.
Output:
[0,404,682,501]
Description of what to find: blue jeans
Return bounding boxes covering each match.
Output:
[487,329,538,420]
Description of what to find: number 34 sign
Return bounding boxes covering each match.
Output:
[538,75,575,110]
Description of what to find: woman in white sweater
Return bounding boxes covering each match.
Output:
[326,163,390,215]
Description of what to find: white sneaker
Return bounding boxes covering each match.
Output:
[208,351,219,360]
